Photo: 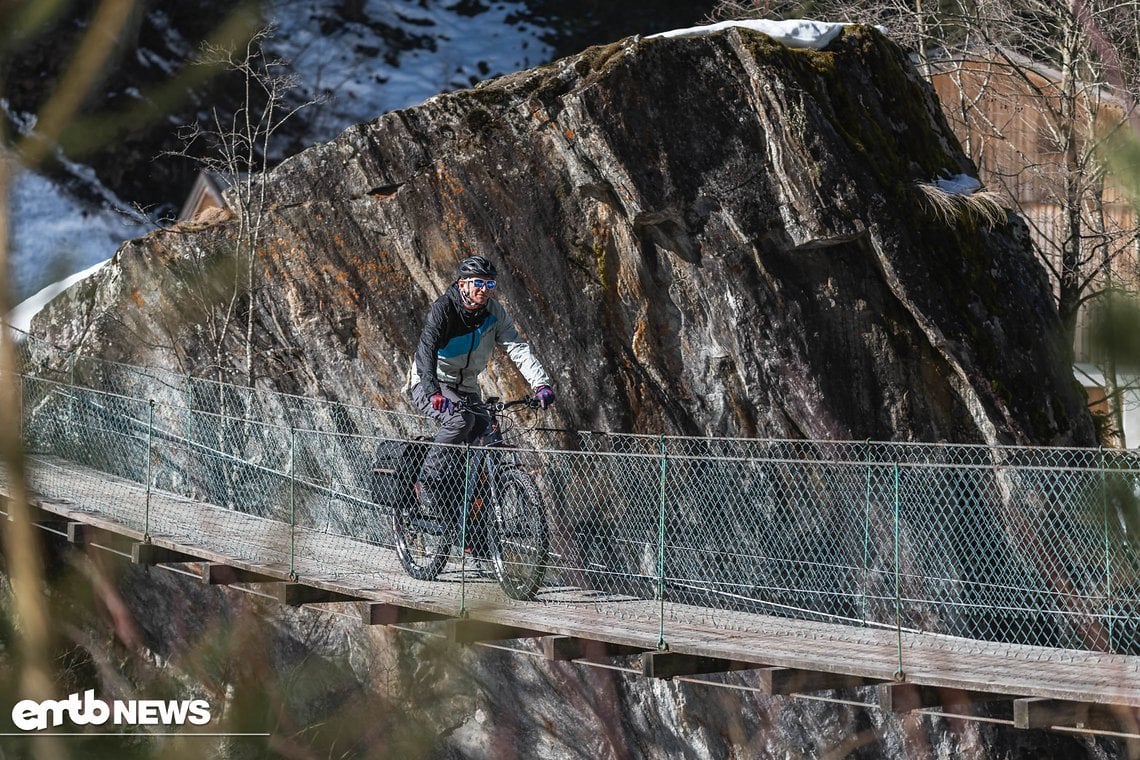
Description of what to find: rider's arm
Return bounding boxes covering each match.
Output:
[491,301,552,390]
[415,296,450,396]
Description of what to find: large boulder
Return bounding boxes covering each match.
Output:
[31,23,1093,446]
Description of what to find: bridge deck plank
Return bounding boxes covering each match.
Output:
[5,456,1139,708]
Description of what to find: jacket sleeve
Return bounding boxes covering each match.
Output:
[415,297,448,396]
[493,303,552,390]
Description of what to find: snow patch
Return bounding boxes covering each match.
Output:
[266,0,551,135]
[930,173,982,195]
[7,164,146,301]
[650,18,862,50]
[6,257,111,335]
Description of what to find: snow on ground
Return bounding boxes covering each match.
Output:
[6,0,551,329]
[931,173,983,194]
[266,0,551,144]
[7,165,146,301]
[7,257,110,335]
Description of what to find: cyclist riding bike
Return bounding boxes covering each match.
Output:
[408,254,555,522]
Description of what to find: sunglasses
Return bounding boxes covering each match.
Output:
[464,278,496,290]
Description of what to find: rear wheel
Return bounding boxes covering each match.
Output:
[488,468,548,600]
[391,489,450,581]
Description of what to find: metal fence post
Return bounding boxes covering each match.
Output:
[186,375,194,495]
[657,434,668,651]
[1101,446,1114,652]
[863,441,872,628]
[459,443,472,617]
[67,351,77,446]
[893,461,904,679]
[289,427,297,582]
[144,399,155,542]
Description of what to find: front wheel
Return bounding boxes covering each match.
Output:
[391,491,450,581]
[488,468,548,600]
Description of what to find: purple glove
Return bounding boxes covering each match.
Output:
[431,392,452,413]
[535,385,555,409]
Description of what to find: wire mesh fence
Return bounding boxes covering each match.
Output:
[7,333,1140,658]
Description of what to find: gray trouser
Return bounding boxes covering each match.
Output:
[410,382,489,484]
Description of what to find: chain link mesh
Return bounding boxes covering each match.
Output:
[7,333,1140,656]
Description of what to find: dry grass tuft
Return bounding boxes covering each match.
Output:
[916,181,1009,229]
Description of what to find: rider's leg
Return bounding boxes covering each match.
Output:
[411,384,479,518]
[458,403,494,557]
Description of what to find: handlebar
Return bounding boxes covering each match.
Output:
[451,396,540,414]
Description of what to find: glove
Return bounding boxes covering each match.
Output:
[535,385,555,409]
[430,392,452,413]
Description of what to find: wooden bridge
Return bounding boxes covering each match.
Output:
[8,346,1140,744]
[5,451,1140,741]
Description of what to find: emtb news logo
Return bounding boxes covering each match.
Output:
[12,690,211,731]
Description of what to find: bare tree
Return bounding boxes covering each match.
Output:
[941,0,1140,443]
[712,0,1140,444]
[171,27,319,389]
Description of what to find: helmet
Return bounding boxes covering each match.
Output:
[455,255,497,280]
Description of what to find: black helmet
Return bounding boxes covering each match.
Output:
[455,255,497,280]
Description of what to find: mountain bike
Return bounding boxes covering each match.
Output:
[380,397,549,601]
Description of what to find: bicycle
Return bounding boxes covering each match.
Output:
[380,397,549,601]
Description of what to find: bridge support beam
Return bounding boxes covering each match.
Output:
[542,635,649,661]
[2,504,82,545]
[1016,697,1112,733]
[446,619,545,645]
[132,543,201,565]
[7,504,70,532]
[67,522,134,553]
[641,651,758,680]
[272,584,364,606]
[202,563,282,586]
[67,522,93,546]
[878,683,1005,713]
[759,667,880,695]
[360,603,452,626]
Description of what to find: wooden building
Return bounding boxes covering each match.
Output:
[928,48,1139,443]
[177,171,232,223]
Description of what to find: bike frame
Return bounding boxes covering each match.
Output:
[460,398,529,532]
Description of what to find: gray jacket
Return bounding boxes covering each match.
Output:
[411,283,551,396]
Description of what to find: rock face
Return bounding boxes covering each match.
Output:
[33,23,1093,447]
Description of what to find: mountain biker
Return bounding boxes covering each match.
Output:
[409,255,555,514]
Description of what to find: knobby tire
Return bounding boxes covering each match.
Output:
[391,497,449,581]
[489,467,548,600]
